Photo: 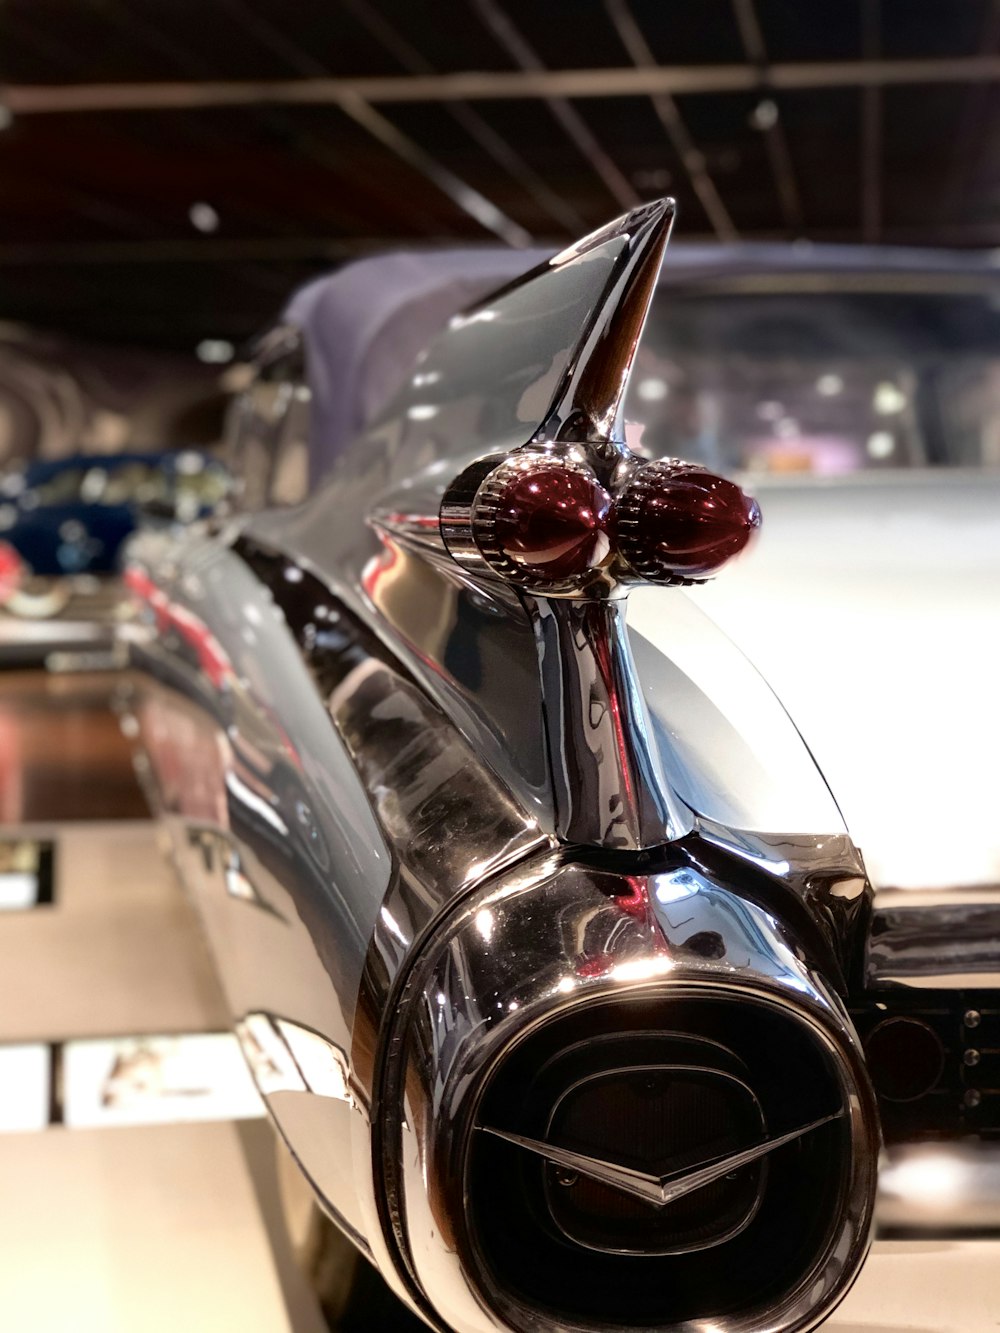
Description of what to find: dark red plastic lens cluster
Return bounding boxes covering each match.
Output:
[613,461,761,582]
[481,458,759,588]
[492,466,613,580]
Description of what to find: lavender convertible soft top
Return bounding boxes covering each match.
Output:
[283,247,546,482]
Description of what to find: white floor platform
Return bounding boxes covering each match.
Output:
[0,1121,293,1333]
[0,821,229,1043]
[0,816,324,1332]
[834,1238,1000,1332]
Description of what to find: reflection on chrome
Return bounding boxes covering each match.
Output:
[236,1013,355,1107]
[483,1111,841,1210]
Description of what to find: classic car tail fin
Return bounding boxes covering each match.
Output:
[514,195,676,445]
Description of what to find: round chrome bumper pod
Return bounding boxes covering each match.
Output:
[377,857,879,1333]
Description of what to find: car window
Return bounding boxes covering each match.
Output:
[224,327,308,510]
[627,286,1000,475]
[101,462,160,505]
[30,467,85,505]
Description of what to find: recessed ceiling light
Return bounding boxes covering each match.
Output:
[195,339,234,364]
[189,201,220,233]
[750,99,779,131]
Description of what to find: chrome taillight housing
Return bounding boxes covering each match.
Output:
[376,858,879,1333]
[444,448,760,597]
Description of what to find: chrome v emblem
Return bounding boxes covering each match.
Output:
[482,1112,842,1210]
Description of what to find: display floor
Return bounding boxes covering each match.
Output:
[0,668,996,1332]
[0,671,323,1331]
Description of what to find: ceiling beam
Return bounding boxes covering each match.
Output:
[10,57,1000,115]
[731,0,803,232]
[6,220,1000,267]
[603,0,738,240]
[468,0,639,210]
[341,0,584,233]
[207,0,532,248]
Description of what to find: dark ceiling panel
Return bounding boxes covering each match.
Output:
[619,0,748,66]
[778,89,861,235]
[0,0,406,83]
[881,0,990,60]
[569,95,713,231]
[374,101,559,235]
[482,0,625,70]
[493,0,749,68]
[422,96,624,230]
[0,1,998,347]
[362,0,519,74]
[677,91,786,233]
[203,0,408,79]
[0,2,117,81]
[949,82,1000,231]
[754,0,861,63]
[0,257,322,348]
[279,105,490,237]
[882,85,976,229]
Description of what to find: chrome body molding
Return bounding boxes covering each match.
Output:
[123,522,881,1328]
[122,529,552,1299]
[524,594,690,849]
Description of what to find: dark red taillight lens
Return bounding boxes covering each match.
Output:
[0,541,23,603]
[614,462,760,582]
[489,465,613,582]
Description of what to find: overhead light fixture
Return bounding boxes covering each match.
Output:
[750,99,779,132]
[195,339,234,364]
[816,373,844,397]
[189,201,220,233]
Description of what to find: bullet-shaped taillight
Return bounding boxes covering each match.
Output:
[614,462,761,583]
[474,461,613,586]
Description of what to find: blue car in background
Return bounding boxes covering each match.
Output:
[0,450,232,666]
